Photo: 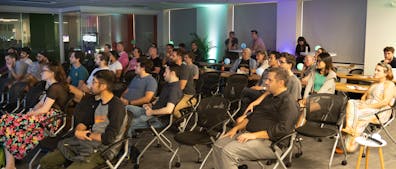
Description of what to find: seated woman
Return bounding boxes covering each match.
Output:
[343,62,395,152]
[303,52,337,99]
[0,61,70,169]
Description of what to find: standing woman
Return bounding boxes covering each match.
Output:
[342,63,395,152]
[295,36,311,65]
[0,61,70,169]
[303,52,336,99]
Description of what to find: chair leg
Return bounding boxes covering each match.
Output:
[192,146,202,162]
[169,146,181,169]
[382,127,396,144]
[136,136,158,165]
[328,135,339,169]
[199,148,213,169]
[29,148,42,169]
[339,131,348,161]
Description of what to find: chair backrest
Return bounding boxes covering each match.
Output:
[24,80,46,109]
[305,93,348,126]
[198,72,221,97]
[223,74,248,101]
[349,68,364,75]
[196,96,230,131]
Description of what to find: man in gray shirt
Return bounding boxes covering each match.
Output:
[120,58,157,106]
[0,53,28,93]
[278,53,302,101]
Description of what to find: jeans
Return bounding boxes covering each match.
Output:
[126,105,163,136]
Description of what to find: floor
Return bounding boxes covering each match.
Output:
[18,121,396,169]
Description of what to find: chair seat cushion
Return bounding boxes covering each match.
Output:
[296,125,337,137]
[174,131,212,146]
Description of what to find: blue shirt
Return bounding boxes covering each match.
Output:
[124,74,158,101]
[68,65,89,87]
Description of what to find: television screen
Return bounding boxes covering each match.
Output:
[82,34,97,42]
[63,35,69,42]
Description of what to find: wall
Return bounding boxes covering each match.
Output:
[364,0,396,75]
[29,13,57,61]
[276,0,298,54]
[135,15,156,52]
[234,3,277,52]
[170,8,196,49]
[303,0,366,64]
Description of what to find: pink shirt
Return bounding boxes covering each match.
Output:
[118,51,129,71]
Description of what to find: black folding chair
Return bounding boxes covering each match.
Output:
[197,72,221,98]
[367,98,396,144]
[223,74,249,120]
[295,93,348,169]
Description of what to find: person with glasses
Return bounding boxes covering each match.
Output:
[302,52,337,99]
[0,62,69,169]
[342,62,395,152]
[278,53,302,101]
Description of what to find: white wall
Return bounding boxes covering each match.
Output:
[276,0,298,54]
[364,0,396,75]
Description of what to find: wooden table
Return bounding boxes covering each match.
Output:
[335,82,369,94]
[337,73,376,83]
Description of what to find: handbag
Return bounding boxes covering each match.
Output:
[57,137,101,162]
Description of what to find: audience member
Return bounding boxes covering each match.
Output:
[382,46,396,68]
[126,47,143,72]
[40,70,127,169]
[116,42,129,71]
[314,47,326,61]
[191,41,203,62]
[254,50,269,75]
[0,62,69,169]
[213,67,299,169]
[171,49,197,118]
[302,52,336,99]
[278,53,302,101]
[126,64,183,134]
[23,50,50,87]
[178,43,187,53]
[295,36,311,64]
[80,52,110,93]
[104,44,111,53]
[230,48,257,74]
[148,46,162,74]
[183,52,199,80]
[300,55,316,86]
[163,44,174,66]
[250,30,267,54]
[0,53,28,93]
[224,31,239,61]
[342,62,395,152]
[67,51,89,87]
[120,58,157,106]
[108,51,123,79]
[20,47,33,66]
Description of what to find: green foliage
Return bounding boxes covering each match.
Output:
[190,33,213,61]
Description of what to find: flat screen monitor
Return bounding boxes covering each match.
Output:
[62,35,69,42]
[82,34,97,43]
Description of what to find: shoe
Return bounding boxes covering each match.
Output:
[335,147,344,154]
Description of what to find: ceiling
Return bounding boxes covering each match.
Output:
[0,0,275,10]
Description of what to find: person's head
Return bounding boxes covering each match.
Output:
[191,42,198,50]
[183,52,195,64]
[132,47,142,58]
[229,31,235,38]
[91,70,116,94]
[164,63,181,82]
[178,43,186,51]
[375,62,393,80]
[251,30,258,39]
[166,44,174,53]
[20,47,31,59]
[383,46,395,62]
[7,47,17,54]
[316,52,334,75]
[109,50,119,62]
[255,50,267,62]
[241,48,252,60]
[279,53,296,71]
[304,55,315,67]
[69,51,84,64]
[36,51,49,64]
[297,36,308,46]
[95,52,109,67]
[265,67,289,94]
[315,47,326,57]
[5,53,17,66]
[116,42,124,52]
[171,48,183,63]
[104,44,111,53]
[268,51,280,67]
[148,46,158,58]
[135,57,153,75]
[41,61,67,83]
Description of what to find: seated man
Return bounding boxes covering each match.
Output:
[212,67,299,169]
[79,52,110,93]
[382,46,396,68]
[278,52,302,101]
[120,58,157,106]
[126,63,183,134]
[40,70,127,169]
[229,48,257,74]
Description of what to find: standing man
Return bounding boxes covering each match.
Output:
[250,30,267,54]
[382,46,396,68]
[116,42,129,71]
[225,31,239,61]
[212,67,299,169]
[67,51,89,87]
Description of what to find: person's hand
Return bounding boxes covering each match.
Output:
[75,130,92,141]
[243,103,254,115]
[221,128,238,139]
[237,133,257,143]
[6,62,13,70]
[144,105,153,116]
[27,111,38,116]
[250,85,263,91]
[298,99,306,108]
[120,97,129,105]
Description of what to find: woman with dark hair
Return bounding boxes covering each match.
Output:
[342,63,395,152]
[303,52,336,99]
[295,36,311,64]
[0,61,70,169]
[108,51,122,79]
[126,47,142,72]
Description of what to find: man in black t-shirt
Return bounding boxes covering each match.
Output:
[212,67,299,169]
[148,46,163,74]
[127,64,183,134]
[382,46,396,68]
